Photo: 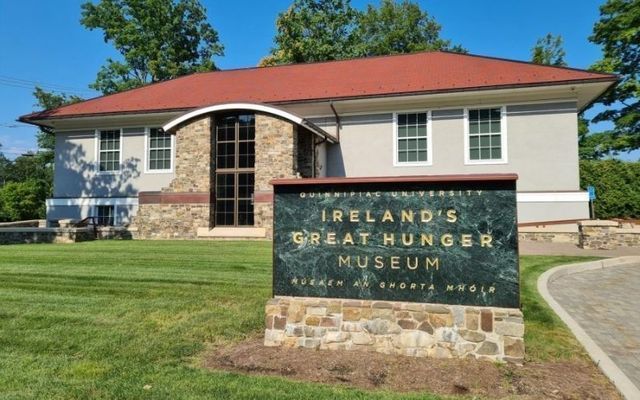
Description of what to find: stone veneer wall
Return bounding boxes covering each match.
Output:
[518,232,579,244]
[0,228,94,244]
[296,128,314,178]
[254,114,299,239]
[265,297,525,364]
[579,220,640,250]
[133,116,212,239]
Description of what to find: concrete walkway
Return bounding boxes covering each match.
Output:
[539,257,640,400]
[520,241,639,257]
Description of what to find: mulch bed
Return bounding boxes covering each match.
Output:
[204,339,621,399]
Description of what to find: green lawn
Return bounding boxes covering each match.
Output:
[0,241,593,399]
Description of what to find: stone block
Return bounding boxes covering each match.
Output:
[351,332,373,345]
[480,310,493,332]
[287,302,305,323]
[397,319,418,329]
[343,307,362,321]
[429,312,453,328]
[465,311,479,330]
[459,329,486,343]
[305,315,320,326]
[476,341,499,355]
[325,331,350,344]
[371,308,394,320]
[504,337,525,358]
[363,319,401,335]
[495,321,524,337]
[320,316,340,328]
[273,315,286,330]
[306,306,327,316]
[417,321,434,334]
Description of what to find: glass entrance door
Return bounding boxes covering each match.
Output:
[214,114,255,226]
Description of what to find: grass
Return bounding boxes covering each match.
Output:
[0,241,595,399]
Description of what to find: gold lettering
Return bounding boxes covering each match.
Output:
[333,210,343,222]
[401,210,414,223]
[480,234,493,247]
[338,255,350,267]
[390,256,400,269]
[446,209,457,223]
[461,234,472,247]
[441,234,453,247]
[349,210,360,222]
[342,232,354,245]
[406,257,418,270]
[420,233,433,246]
[321,209,326,222]
[382,209,394,222]
[365,210,375,222]
[292,232,303,244]
[356,256,368,268]
[426,257,439,270]
[359,232,370,245]
[310,232,320,245]
[420,210,433,222]
[401,233,414,246]
[383,233,395,246]
[374,256,384,269]
[326,232,337,245]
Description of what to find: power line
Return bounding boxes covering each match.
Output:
[0,75,99,96]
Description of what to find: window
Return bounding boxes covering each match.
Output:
[147,128,173,171]
[395,112,431,165]
[95,205,115,226]
[98,129,121,172]
[214,114,255,226]
[466,107,506,163]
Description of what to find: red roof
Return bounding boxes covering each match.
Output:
[20,51,616,122]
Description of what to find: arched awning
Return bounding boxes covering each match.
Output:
[162,102,338,143]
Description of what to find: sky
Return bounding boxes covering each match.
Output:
[0,0,627,159]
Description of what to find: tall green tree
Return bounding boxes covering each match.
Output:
[81,0,224,94]
[0,143,9,186]
[588,0,639,154]
[260,0,360,66]
[261,0,463,66]
[356,0,464,56]
[531,33,567,66]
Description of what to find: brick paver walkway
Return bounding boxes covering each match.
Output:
[548,263,640,390]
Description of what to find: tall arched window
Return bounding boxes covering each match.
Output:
[214,114,255,226]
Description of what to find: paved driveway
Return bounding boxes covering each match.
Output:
[548,262,640,392]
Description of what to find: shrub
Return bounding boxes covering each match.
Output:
[0,180,48,222]
[579,159,640,219]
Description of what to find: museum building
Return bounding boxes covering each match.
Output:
[18,51,617,239]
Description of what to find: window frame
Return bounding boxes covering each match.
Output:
[95,128,123,174]
[463,105,508,165]
[93,204,116,226]
[144,127,175,174]
[392,110,433,167]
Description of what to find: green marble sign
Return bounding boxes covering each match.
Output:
[273,177,519,308]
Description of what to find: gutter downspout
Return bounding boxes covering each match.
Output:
[329,101,341,142]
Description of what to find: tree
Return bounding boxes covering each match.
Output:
[80,0,224,94]
[356,0,464,57]
[0,143,9,186]
[33,87,84,152]
[0,181,48,221]
[588,0,639,154]
[261,0,463,66]
[531,33,567,66]
[260,0,360,66]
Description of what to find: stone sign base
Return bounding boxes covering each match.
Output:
[264,296,524,364]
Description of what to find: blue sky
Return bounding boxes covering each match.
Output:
[0,0,619,159]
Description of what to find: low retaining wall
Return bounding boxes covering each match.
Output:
[0,226,132,245]
[0,227,94,245]
[579,220,640,250]
[265,297,524,364]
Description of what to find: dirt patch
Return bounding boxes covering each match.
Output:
[204,339,621,399]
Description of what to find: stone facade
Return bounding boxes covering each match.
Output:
[133,112,315,239]
[264,296,525,364]
[579,220,640,250]
[133,116,212,239]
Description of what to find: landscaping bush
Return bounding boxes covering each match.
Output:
[0,180,48,222]
[580,159,640,219]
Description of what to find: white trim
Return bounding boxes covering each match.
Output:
[463,106,508,165]
[95,128,123,175]
[46,197,139,207]
[517,192,589,203]
[143,127,175,174]
[392,110,433,167]
[303,97,578,119]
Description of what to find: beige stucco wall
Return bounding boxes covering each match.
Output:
[53,128,174,198]
[319,102,580,192]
